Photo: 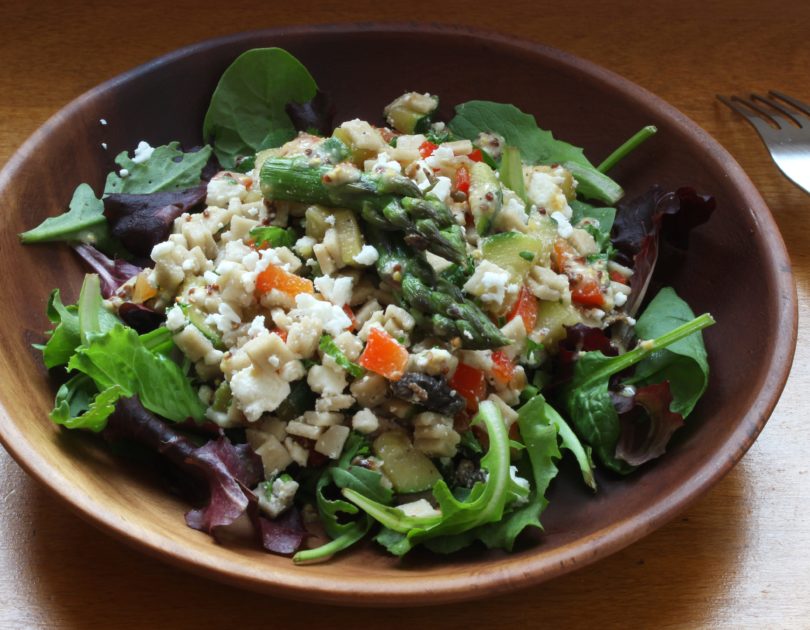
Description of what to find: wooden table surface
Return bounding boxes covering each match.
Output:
[1,1,808,627]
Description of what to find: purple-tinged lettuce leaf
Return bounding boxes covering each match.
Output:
[249,503,308,555]
[285,90,335,136]
[615,382,684,467]
[73,243,142,298]
[611,187,714,316]
[104,397,262,535]
[118,303,165,334]
[103,185,207,258]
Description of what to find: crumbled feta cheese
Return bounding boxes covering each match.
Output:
[527,169,572,217]
[246,315,268,338]
[352,245,379,266]
[314,275,354,307]
[614,291,628,307]
[307,364,348,396]
[258,476,299,518]
[131,140,155,164]
[206,302,241,335]
[428,176,452,202]
[230,366,291,421]
[463,260,518,305]
[368,151,402,174]
[294,235,316,258]
[165,305,187,332]
[289,293,351,337]
[551,211,574,238]
[425,145,454,169]
[398,499,442,519]
[119,168,129,178]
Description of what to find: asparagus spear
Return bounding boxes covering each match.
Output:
[373,231,511,350]
[260,157,465,263]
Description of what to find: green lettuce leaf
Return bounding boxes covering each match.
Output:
[448,100,623,205]
[625,287,710,417]
[563,305,714,473]
[51,381,125,432]
[203,48,318,169]
[19,184,111,247]
[67,324,205,423]
[319,335,364,378]
[104,141,212,195]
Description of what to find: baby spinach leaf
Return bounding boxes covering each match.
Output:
[563,310,715,473]
[203,48,318,169]
[68,324,205,423]
[19,183,111,247]
[626,287,709,417]
[104,142,212,195]
[448,100,623,204]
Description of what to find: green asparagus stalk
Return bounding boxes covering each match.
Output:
[260,157,465,263]
[373,231,511,350]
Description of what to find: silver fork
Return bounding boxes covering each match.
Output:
[717,91,810,194]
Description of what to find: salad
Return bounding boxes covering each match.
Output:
[20,48,715,562]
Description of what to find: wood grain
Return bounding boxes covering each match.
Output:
[1,1,809,627]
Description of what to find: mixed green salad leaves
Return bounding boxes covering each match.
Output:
[21,47,715,563]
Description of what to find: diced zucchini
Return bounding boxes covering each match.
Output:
[373,431,441,493]
[383,92,439,134]
[469,162,502,236]
[498,146,527,202]
[332,209,364,266]
[305,206,364,265]
[527,214,558,266]
[211,380,231,412]
[305,205,332,240]
[481,231,546,281]
[536,301,582,346]
[186,305,223,349]
[332,127,379,167]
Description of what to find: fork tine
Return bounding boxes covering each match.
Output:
[769,90,810,118]
[717,95,778,133]
[730,95,783,128]
[752,93,805,127]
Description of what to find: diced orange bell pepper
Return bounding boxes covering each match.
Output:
[571,277,606,308]
[507,286,539,331]
[255,264,313,298]
[552,238,577,274]
[358,327,409,381]
[449,362,487,413]
[490,350,515,385]
[609,269,629,285]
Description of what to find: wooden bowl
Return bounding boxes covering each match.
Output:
[0,25,796,605]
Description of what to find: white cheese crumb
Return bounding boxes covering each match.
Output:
[118,168,129,178]
[352,408,379,434]
[463,260,518,305]
[131,140,155,164]
[428,176,452,202]
[551,211,574,238]
[258,476,299,518]
[398,499,441,518]
[165,305,187,332]
[614,291,628,307]
[352,245,379,266]
[290,293,351,337]
[314,275,354,307]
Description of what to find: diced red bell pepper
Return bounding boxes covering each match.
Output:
[490,350,515,385]
[271,327,288,342]
[358,327,409,381]
[552,238,577,274]
[418,140,439,158]
[571,278,606,308]
[468,148,484,162]
[454,164,471,195]
[449,362,487,413]
[609,269,629,284]
[342,304,357,331]
[507,286,539,331]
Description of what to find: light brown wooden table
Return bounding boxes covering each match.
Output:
[1,1,808,627]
